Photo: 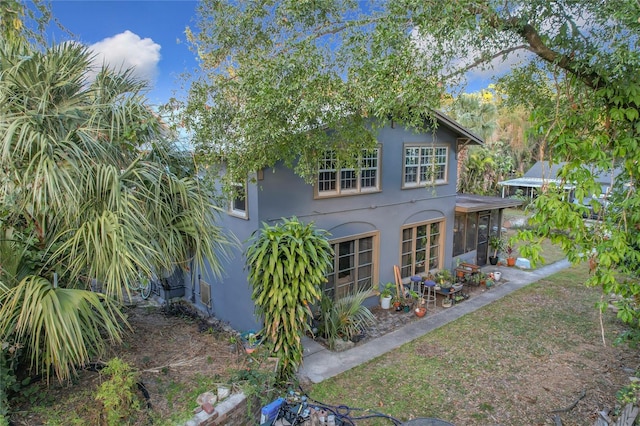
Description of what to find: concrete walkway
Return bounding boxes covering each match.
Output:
[298,259,571,384]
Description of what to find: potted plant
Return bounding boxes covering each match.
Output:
[435,269,453,286]
[414,297,427,317]
[241,331,261,354]
[488,235,505,265]
[439,280,452,294]
[506,244,517,266]
[379,282,394,309]
[405,290,420,311]
[454,258,465,279]
[469,272,487,287]
[392,294,403,311]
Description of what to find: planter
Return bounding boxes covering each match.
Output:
[493,271,502,281]
[403,304,411,313]
[414,307,426,317]
[381,296,392,310]
[240,331,261,354]
[442,298,452,308]
[440,287,451,294]
[489,256,499,265]
[507,257,516,267]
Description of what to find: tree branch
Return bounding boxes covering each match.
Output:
[502,19,602,89]
[444,44,530,80]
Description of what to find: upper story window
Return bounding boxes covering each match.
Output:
[229,183,248,219]
[316,147,381,198]
[403,145,448,188]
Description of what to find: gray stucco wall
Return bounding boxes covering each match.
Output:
[187,121,463,332]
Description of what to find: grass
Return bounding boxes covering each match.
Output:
[307,263,629,425]
[503,207,567,267]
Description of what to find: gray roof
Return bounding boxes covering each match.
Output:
[455,193,523,213]
[433,110,484,146]
[499,161,622,189]
[523,161,567,179]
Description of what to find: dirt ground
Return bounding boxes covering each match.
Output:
[10,282,639,426]
[10,301,248,425]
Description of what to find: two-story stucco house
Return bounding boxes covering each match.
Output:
[177,113,520,331]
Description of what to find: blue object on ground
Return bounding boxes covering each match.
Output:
[260,397,285,425]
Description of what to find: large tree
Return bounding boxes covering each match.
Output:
[0,5,231,389]
[181,1,640,339]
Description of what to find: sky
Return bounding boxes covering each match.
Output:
[46,0,200,107]
[43,1,524,108]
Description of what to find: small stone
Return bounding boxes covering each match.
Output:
[217,386,230,400]
[196,391,217,406]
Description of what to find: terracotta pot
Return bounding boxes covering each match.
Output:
[507,257,516,267]
[414,307,426,317]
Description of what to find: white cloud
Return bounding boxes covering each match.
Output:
[89,30,161,83]
[465,49,533,81]
[410,27,533,91]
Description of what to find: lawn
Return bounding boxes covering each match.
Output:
[504,207,567,267]
[306,263,634,425]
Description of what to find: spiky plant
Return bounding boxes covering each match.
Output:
[245,218,332,381]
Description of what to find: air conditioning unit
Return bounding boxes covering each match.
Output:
[200,280,211,307]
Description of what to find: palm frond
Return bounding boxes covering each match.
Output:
[0,275,128,382]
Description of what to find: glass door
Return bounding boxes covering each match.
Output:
[476,213,490,265]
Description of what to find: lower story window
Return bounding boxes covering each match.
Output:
[400,220,444,278]
[325,232,378,300]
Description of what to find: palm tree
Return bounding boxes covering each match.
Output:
[449,92,498,142]
[0,35,231,383]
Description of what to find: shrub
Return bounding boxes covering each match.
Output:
[316,289,376,349]
[94,358,142,426]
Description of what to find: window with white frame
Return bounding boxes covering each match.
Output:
[403,145,448,187]
[400,220,443,278]
[229,183,248,219]
[316,148,380,197]
[324,232,378,300]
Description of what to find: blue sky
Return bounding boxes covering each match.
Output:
[47,1,199,107]
[44,1,519,107]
